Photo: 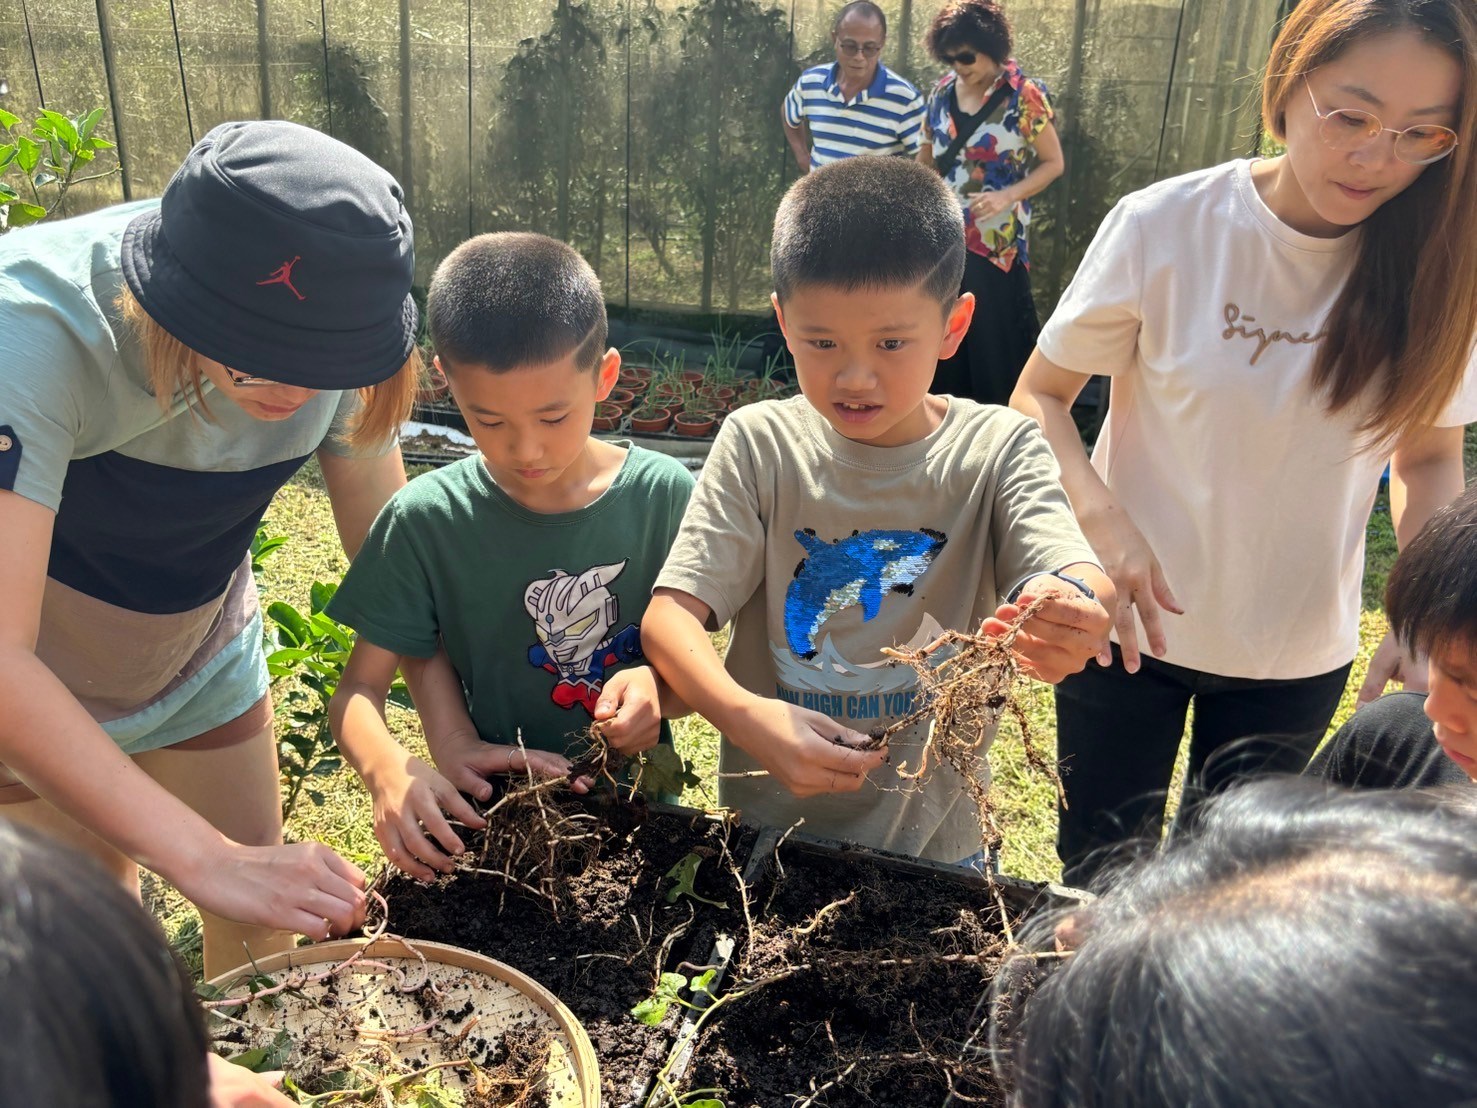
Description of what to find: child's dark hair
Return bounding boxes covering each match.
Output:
[0,820,210,1106]
[992,778,1477,1107]
[427,232,608,373]
[771,156,966,309]
[926,0,1013,65]
[1386,483,1477,659]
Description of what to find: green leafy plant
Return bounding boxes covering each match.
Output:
[641,936,735,1107]
[265,580,412,820]
[634,744,701,798]
[631,964,719,1026]
[0,107,118,231]
[664,852,728,909]
[250,527,288,578]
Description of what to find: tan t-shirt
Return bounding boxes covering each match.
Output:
[655,397,1098,860]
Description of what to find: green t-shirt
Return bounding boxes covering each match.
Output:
[328,446,694,755]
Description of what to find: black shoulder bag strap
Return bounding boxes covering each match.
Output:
[934,79,1013,180]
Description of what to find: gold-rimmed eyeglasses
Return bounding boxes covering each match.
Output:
[1304,77,1458,166]
[223,367,284,388]
[836,40,882,57]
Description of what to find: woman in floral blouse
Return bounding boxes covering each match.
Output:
[919,0,1063,405]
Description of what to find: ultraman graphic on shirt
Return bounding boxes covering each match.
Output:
[525,560,643,714]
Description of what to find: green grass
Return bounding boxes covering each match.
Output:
[148,433,1477,968]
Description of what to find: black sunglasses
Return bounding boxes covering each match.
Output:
[941,50,978,65]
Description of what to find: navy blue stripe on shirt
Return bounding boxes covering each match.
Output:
[785,63,924,167]
[49,450,310,614]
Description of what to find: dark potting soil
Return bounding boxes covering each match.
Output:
[379,796,758,1108]
[675,844,1011,1108]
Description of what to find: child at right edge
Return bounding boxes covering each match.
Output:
[642,157,1115,863]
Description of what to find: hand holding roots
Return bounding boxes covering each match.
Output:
[867,598,1063,855]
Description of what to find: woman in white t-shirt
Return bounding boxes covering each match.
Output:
[1011,0,1477,885]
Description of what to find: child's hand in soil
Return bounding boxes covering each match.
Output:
[433,730,588,803]
[368,752,486,881]
[207,1052,294,1107]
[594,665,662,754]
[983,577,1113,684]
[381,742,584,881]
[731,697,887,797]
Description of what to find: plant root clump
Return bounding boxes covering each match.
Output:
[463,774,606,919]
[207,899,560,1105]
[872,597,1062,858]
[471,1025,558,1108]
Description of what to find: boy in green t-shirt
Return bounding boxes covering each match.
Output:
[643,158,1115,861]
[327,233,694,880]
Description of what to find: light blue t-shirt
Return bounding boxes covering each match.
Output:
[0,199,364,614]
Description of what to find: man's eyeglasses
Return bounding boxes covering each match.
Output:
[223,366,283,388]
[941,50,978,66]
[836,40,882,57]
[1304,77,1459,166]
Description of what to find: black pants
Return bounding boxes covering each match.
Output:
[1055,644,1352,887]
[932,251,1039,407]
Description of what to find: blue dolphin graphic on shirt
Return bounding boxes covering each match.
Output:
[784,527,947,659]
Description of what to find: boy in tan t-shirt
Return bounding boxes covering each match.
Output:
[642,157,1115,861]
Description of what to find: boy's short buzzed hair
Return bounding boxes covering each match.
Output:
[427,231,607,373]
[771,157,966,309]
[1386,484,1477,658]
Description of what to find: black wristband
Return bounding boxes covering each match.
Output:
[1008,570,1096,604]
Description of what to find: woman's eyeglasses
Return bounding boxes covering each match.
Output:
[837,40,882,57]
[223,367,283,388]
[941,50,978,66]
[1304,77,1459,166]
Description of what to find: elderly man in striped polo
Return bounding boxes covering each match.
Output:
[782,2,925,173]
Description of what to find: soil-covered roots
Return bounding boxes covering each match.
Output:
[205,895,558,1106]
[470,1025,557,1108]
[871,597,1062,857]
[461,774,604,919]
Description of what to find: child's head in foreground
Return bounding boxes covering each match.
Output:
[1387,483,1477,778]
[770,156,971,448]
[993,777,1477,1107]
[426,232,619,500]
[0,818,211,1106]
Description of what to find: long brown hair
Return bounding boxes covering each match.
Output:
[119,286,417,450]
[1263,0,1477,448]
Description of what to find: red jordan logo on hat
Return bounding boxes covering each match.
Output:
[257,256,306,301]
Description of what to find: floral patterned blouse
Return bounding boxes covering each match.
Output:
[924,60,1054,272]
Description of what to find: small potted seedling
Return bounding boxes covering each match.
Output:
[607,387,637,412]
[697,383,736,410]
[618,369,651,396]
[673,410,716,437]
[416,349,451,404]
[592,401,623,432]
[650,359,684,408]
[751,349,795,400]
[630,404,673,434]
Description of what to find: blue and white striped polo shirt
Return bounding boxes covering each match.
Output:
[783,62,925,169]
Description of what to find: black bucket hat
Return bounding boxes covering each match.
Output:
[121,120,417,390]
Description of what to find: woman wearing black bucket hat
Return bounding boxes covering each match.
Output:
[0,120,420,977]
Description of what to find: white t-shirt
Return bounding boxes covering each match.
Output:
[1037,158,1477,680]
